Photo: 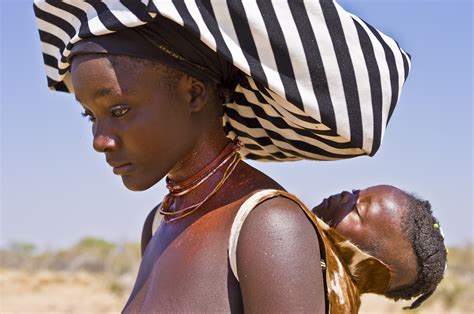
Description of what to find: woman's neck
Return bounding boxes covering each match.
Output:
[167,133,232,184]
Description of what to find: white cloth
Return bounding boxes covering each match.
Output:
[33,0,411,161]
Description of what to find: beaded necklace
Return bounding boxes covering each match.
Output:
[160,141,242,223]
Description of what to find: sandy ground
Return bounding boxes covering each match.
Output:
[1,268,473,313]
[360,294,474,314]
[0,269,124,314]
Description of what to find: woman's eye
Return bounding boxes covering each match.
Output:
[110,105,130,117]
[81,110,96,122]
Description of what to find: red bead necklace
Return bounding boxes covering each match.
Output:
[160,140,242,223]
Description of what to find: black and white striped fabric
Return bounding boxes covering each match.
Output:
[34,0,411,161]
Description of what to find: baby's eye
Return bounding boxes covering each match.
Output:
[353,204,361,216]
[110,105,130,118]
[81,110,96,122]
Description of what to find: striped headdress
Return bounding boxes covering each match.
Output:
[33,0,411,161]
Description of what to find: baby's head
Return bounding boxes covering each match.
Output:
[312,185,447,309]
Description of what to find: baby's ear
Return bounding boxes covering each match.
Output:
[326,228,391,294]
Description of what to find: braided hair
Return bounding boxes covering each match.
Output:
[385,192,447,309]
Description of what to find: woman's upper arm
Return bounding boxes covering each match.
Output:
[237,196,326,313]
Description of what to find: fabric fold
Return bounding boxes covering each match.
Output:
[33,0,411,161]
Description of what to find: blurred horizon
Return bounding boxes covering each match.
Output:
[1,235,473,312]
[1,0,473,250]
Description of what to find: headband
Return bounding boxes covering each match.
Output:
[69,15,240,102]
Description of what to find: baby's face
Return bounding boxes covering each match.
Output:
[312,185,417,289]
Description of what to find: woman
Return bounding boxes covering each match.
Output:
[33,1,411,312]
[69,31,326,312]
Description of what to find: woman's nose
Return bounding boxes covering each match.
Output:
[93,133,118,153]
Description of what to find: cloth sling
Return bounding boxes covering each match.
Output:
[33,0,411,162]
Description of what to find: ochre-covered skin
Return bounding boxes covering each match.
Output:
[71,53,329,313]
[70,51,395,314]
[141,189,392,314]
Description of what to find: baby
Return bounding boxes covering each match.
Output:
[312,185,447,309]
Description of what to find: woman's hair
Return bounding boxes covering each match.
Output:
[385,192,447,309]
[107,54,186,91]
[107,54,222,114]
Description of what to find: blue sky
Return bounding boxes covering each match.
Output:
[1,0,472,249]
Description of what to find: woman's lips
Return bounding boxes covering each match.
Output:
[112,163,132,175]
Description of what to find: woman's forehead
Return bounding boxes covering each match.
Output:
[71,56,137,104]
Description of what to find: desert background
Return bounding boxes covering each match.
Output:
[1,0,472,313]
[1,238,473,313]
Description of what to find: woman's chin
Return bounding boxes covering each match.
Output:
[121,175,159,192]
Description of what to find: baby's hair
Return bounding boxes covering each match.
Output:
[385,192,447,309]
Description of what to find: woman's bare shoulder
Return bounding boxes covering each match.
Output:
[236,195,326,312]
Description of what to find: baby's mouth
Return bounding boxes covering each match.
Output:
[312,195,354,227]
[312,198,333,224]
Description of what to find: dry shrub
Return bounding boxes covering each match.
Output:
[0,238,141,277]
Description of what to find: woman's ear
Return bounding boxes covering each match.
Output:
[185,76,209,113]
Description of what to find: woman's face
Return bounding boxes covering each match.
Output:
[313,185,417,289]
[71,54,197,191]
